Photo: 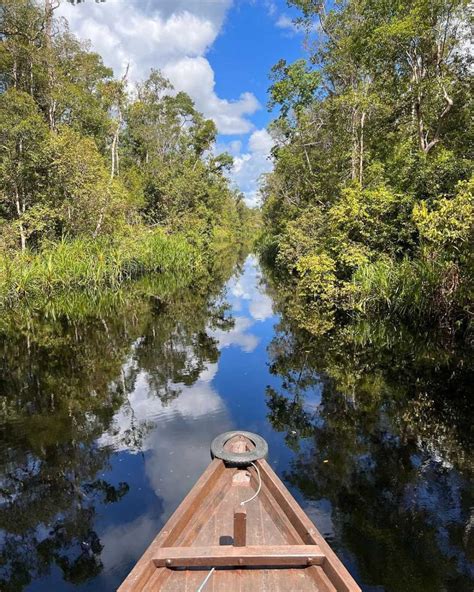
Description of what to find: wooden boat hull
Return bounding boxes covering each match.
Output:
[118,436,361,592]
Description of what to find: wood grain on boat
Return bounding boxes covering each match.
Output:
[118,434,361,592]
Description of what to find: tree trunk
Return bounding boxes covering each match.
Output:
[30,60,34,95]
[110,106,122,178]
[19,223,26,251]
[351,106,358,180]
[424,85,453,153]
[15,186,26,251]
[111,133,117,179]
[44,0,57,130]
[45,0,52,39]
[303,145,313,175]
[110,66,128,177]
[116,135,120,176]
[93,211,104,238]
[415,98,425,152]
[359,110,366,186]
[13,57,18,88]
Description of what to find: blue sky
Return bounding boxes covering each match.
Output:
[210,1,304,129]
[57,0,306,205]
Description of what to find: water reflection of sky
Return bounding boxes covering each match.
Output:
[91,255,319,590]
[15,254,473,592]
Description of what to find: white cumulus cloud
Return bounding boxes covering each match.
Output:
[276,14,293,29]
[228,255,274,321]
[163,57,259,134]
[248,128,274,153]
[228,128,274,207]
[210,316,259,353]
[56,0,259,134]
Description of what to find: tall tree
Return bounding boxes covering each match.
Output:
[262,0,473,332]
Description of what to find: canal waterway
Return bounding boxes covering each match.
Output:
[0,254,472,591]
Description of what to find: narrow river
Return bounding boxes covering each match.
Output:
[1,254,472,592]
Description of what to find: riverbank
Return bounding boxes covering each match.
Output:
[0,226,255,309]
[259,177,473,338]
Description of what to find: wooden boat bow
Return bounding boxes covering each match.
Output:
[118,432,361,591]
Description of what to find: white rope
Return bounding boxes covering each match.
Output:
[196,567,215,592]
[195,462,262,590]
[240,461,262,506]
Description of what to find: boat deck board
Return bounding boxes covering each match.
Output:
[157,479,326,591]
[193,480,288,547]
[157,568,327,592]
[118,435,360,592]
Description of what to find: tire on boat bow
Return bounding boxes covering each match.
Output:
[210,430,268,467]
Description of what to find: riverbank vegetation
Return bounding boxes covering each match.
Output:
[0,0,256,305]
[0,230,197,306]
[261,0,473,336]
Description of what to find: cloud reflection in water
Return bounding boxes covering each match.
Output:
[97,255,272,580]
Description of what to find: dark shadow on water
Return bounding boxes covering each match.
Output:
[0,246,248,592]
[0,250,472,592]
[263,267,474,592]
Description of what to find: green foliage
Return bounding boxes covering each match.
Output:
[263,279,473,590]
[352,257,464,323]
[0,0,257,301]
[293,253,338,333]
[45,127,135,237]
[0,89,49,247]
[327,185,416,267]
[296,253,338,302]
[268,58,321,120]
[0,229,197,306]
[413,176,474,258]
[0,243,247,590]
[262,0,473,334]
[276,207,324,271]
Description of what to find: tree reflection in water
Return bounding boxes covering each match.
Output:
[265,283,473,592]
[0,248,245,591]
[1,251,472,592]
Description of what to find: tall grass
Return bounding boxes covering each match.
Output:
[352,256,464,325]
[0,228,198,306]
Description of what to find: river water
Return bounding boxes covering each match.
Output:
[0,254,472,592]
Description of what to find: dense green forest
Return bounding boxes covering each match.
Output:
[0,0,258,305]
[261,0,473,336]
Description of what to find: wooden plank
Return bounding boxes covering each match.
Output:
[212,490,239,591]
[153,544,325,568]
[119,436,361,591]
[233,508,247,546]
[249,468,333,590]
[250,470,302,544]
[162,463,230,548]
[256,459,361,592]
[118,458,226,592]
[253,477,275,592]
[190,469,236,547]
[309,566,338,592]
[174,469,233,547]
[140,568,171,592]
[189,565,333,592]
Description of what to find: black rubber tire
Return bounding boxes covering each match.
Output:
[210,431,268,467]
